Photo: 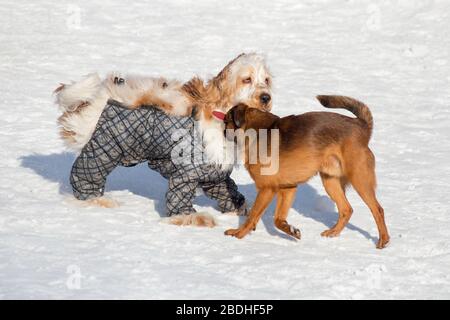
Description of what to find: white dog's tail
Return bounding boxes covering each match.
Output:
[55,73,110,152]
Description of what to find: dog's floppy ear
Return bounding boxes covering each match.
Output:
[231,103,248,128]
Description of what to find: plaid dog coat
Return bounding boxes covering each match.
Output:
[70,99,245,216]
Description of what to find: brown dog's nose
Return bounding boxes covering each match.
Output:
[260,93,271,104]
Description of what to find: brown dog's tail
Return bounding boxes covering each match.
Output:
[316,95,373,138]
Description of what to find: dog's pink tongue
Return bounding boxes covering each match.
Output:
[212,110,226,121]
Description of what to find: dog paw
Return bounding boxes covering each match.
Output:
[164,212,217,228]
[276,220,301,240]
[191,212,217,227]
[224,227,250,239]
[376,235,390,249]
[85,197,119,208]
[224,228,239,236]
[321,228,341,238]
[289,225,302,240]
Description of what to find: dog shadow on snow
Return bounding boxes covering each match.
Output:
[20,152,377,243]
[232,183,377,243]
[20,152,169,215]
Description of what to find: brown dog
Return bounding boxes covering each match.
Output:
[223,95,390,249]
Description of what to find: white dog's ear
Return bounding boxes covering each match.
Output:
[226,53,246,68]
[215,53,246,80]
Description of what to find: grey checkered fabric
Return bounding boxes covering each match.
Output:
[70,99,245,216]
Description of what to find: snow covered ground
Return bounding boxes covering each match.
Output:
[1,0,450,299]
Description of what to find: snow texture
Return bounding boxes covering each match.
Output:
[1,0,450,299]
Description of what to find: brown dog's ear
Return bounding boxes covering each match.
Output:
[232,103,248,128]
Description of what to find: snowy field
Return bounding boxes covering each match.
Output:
[1,0,450,299]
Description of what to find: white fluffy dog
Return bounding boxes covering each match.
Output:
[55,53,273,226]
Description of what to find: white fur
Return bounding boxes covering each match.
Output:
[57,73,110,151]
[196,53,272,168]
[197,112,235,170]
[161,212,217,227]
[228,53,272,104]
[228,53,270,83]
[58,95,109,151]
[235,86,256,105]
[104,73,190,116]
[56,73,104,112]
[55,73,191,152]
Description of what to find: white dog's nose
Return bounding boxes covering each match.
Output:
[260,93,271,104]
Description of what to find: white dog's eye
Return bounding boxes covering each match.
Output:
[265,78,270,85]
[242,77,252,84]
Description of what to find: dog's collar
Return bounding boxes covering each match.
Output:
[212,110,226,121]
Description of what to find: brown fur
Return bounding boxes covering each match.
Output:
[128,54,263,119]
[132,92,183,113]
[59,128,76,143]
[224,96,390,249]
[128,77,188,112]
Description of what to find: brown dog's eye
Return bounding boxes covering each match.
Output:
[243,77,252,84]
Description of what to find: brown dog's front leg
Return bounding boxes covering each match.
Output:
[225,188,275,239]
[274,187,301,239]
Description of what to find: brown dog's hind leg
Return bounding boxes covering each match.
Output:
[274,187,301,239]
[225,188,275,239]
[350,150,390,249]
[320,174,353,238]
